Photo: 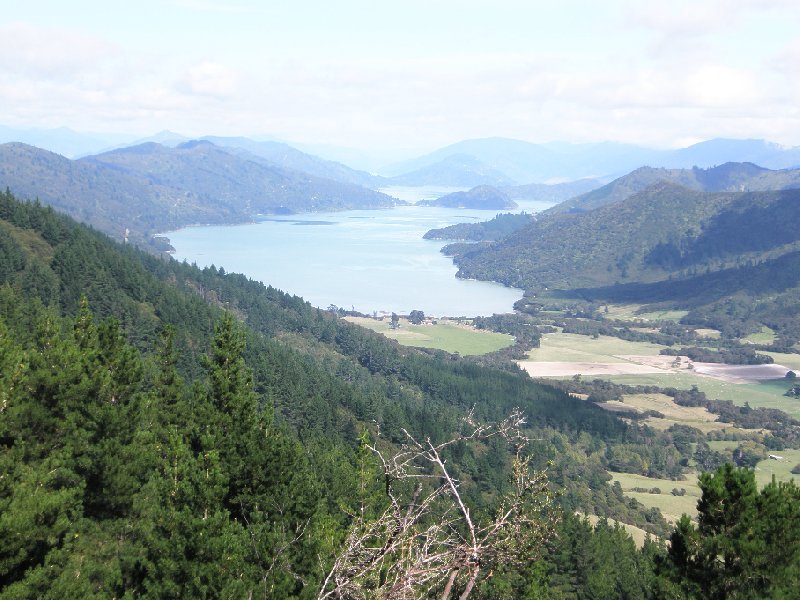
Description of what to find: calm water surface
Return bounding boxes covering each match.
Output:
[168,187,554,317]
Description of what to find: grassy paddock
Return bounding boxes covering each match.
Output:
[616,393,732,433]
[743,326,777,345]
[609,471,701,523]
[754,449,800,487]
[602,373,800,419]
[345,317,514,356]
[523,328,800,416]
[526,333,665,363]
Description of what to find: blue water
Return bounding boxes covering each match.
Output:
[168,188,554,317]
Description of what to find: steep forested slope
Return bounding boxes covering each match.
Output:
[1,189,700,597]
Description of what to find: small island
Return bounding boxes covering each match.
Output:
[418,185,518,209]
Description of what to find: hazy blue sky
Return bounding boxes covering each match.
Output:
[2,0,799,152]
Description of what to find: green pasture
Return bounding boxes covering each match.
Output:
[742,326,776,345]
[609,471,701,523]
[603,373,800,419]
[754,449,800,487]
[346,317,514,356]
[618,393,732,433]
[611,456,800,525]
[527,333,665,362]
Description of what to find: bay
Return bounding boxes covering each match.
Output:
[168,187,555,317]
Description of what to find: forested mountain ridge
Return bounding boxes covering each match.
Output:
[0,141,400,249]
[550,162,800,213]
[448,183,800,290]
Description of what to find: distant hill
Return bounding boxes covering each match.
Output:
[0,125,136,158]
[388,154,517,187]
[200,136,387,188]
[418,185,517,209]
[0,141,400,247]
[447,183,800,292]
[551,163,800,213]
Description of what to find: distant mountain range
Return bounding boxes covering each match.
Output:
[0,141,399,247]
[382,137,800,186]
[4,124,800,190]
[551,163,800,213]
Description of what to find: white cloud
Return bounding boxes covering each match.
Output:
[0,22,119,78]
[176,61,240,99]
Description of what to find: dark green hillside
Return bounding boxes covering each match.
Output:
[551,162,800,213]
[0,141,399,249]
[450,184,800,292]
[0,142,224,244]
[85,140,397,216]
[424,212,534,241]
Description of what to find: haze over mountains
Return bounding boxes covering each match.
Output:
[3,124,800,186]
[383,137,800,185]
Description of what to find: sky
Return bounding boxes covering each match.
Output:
[1,0,799,154]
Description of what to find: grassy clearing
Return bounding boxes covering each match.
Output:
[754,449,800,487]
[707,440,739,453]
[617,393,732,433]
[345,317,514,356]
[602,373,800,419]
[695,328,721,339]
[612,459,800,524]
[527,333,665,363]
[743,326,777,345]
[763,351,800,371]
[609,471,700,523]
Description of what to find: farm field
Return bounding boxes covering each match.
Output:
[611,455,800,525]
[345,316,514,356]
[606,393,733,433]
[609,471,701,523]
[604,374,800,419]
[754,449,800,487]
[520,330,800,416]
[524,333,665,363]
